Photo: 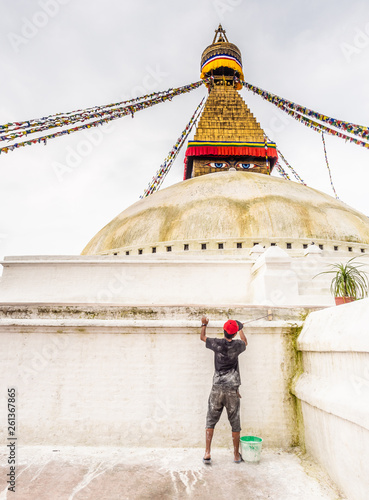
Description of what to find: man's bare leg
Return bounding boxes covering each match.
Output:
[232,431,241,461]
[204,428,214,459]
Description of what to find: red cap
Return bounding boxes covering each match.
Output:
[223,320,239,335]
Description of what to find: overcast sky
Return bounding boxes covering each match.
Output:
[1,0,369,262]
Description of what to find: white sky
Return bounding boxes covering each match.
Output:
[1,0,369,260]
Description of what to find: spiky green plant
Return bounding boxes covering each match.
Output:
[314,257,369,300]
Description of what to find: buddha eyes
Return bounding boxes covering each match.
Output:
[236,163,255,169]
[205,162,262,170]
[206,161,230,169]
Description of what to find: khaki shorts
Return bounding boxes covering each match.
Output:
[206,385,241,433]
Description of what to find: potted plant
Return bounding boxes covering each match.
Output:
[314,257,369,305]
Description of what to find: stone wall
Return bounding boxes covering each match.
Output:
[294,299,369,500]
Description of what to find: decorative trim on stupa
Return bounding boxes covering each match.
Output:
[186,140,277,158]
[200,25,244,90]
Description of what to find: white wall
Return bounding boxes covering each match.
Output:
[0,249,343,306]
[0,308,302,449]
[0,255,253,305]
[294,299,369,500]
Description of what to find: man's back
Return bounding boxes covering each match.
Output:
[206,337,246,387]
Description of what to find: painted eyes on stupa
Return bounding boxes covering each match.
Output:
[236,163,256,169]
[205,161,262,170]
[206,161,230,169]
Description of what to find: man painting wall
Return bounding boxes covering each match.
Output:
[200,316,248,464]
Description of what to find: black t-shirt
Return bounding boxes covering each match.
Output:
[206,337,246,388]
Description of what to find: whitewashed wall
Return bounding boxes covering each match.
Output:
[0,248,343,306]
[0,306,305,449]
[294,299,369,500]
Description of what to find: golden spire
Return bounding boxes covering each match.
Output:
[183,26,278,179]
[212,24,229,43]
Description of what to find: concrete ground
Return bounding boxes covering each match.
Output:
[0,447,345,500]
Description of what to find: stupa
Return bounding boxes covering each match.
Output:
[82,25,369,258]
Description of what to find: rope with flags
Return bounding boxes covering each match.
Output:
[274,162,291,180]
[141,97,206,198]
[277,148,306,185]
[264,133,305,184]
[0,87,196,135]
[0,81,204,155]
[321,133,339,199]
[242,81,369,144]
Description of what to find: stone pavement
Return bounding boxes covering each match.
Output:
[0,447,345,500]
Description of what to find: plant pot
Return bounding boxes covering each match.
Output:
[335,297,355,305]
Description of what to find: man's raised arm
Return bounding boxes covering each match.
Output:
[200,316,209,342]
[236,321,248,346]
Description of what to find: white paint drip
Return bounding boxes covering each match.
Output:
[30,461,49,483]
[168,468,204,496]
[178,471,191,495]
[169,471,179,496]
[68,462,110,500]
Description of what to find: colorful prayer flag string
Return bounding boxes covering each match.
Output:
[263,133,305,184]
[0,82,204,136]
[0,81,204,155]
[242,81,369,141]
[141,97,206,198]
[279,105,369,150]
[274,162,291,180]
[321,133,339,199]
[277,148,306,185]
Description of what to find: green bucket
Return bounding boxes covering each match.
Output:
[240,436,263,463]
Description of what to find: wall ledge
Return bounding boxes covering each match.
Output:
[294,373,369,431]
